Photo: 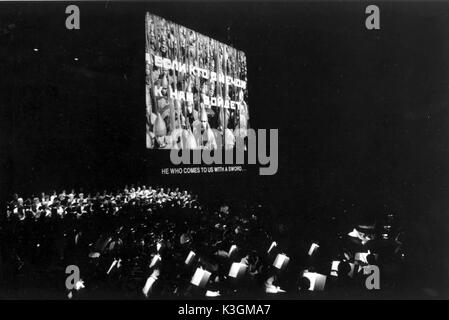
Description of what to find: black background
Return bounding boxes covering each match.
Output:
[1,1,449,294]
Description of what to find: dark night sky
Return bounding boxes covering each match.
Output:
[2,2,449,287]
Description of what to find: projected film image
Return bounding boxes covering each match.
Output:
[145,13,249,150]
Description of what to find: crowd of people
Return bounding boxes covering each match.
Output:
[0,185,406,299]
[145,13,250,150]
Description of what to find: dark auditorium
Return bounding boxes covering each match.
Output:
[1,1,448,302]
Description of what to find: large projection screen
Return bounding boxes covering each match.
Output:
[145,13,249,150]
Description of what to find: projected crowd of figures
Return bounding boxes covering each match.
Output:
[145,13,249,150]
